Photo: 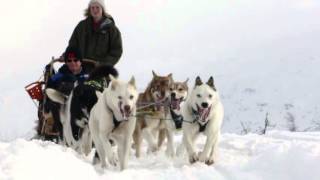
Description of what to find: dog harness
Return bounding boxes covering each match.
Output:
[192,108,209,132]
[112,114,121,131]
[84,78,107,92]
[106,105,125,132]
[170,109,183,129]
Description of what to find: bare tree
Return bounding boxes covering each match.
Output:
[286,112,296,132]
[240,121,250,135]
[261,112,269,135]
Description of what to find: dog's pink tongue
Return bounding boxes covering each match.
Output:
[171,99,181,110]
[199,108,210,121]
[124,110,131,119]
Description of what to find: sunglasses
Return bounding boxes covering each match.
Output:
[66,59,80,63]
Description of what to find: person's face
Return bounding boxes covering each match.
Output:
[90,3,103,20]
[66,57,81,75]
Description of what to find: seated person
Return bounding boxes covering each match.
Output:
[47,46,89,95]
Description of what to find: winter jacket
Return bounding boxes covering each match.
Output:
[68,16,123,68]
[47,65,89,95]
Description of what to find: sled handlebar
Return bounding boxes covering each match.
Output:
[50,58,98,66]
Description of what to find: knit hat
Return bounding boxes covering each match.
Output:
[64,46,82,62]
[88,0,106,10]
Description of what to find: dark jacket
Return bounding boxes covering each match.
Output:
[68,16,123,67]
[47,65,89,95]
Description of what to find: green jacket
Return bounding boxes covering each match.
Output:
[68,16,123,67]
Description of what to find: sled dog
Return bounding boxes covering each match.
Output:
[46,65,118,154]
[160,79,189,157]
[89,75,138,170]
[181,76,224,165]
[133,71,173,157]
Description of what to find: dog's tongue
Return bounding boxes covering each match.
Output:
[198,107,211,122]
[124,110,130,119]
[157,94,165,101]
[119,102,131,120]
[171,99,181,110]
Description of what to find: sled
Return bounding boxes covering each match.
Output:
[25,57,97,142]
[24,57,60,141]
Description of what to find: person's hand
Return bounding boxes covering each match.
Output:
[58,54,65,62]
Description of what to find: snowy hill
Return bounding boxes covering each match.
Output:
[1,131,319,180]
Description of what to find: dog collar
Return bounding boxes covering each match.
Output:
[84,79,104,92]
[106,104,123,131]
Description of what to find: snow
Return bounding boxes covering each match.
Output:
[0,131,319,180]
[0,0,320,179]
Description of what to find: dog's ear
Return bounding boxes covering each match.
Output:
[184,78,189,84]
[207,76,216,91]
[195,76,203,86]
[45,88,66,104]
[152,70,158,77]
[168,73,173,82]
[129,76,136,89]
[109,75,118,91]
[109,74,116,81]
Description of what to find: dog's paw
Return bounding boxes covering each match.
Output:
[93,156,100,165]
[189,153,199,164]
[109,155,118,167]
[106,152,118,167]
[205,159,215,165]
[147,145,158,153]
[198,151,207,162]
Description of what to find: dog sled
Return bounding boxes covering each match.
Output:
[25,57,97,141]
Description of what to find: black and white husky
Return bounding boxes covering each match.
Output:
[46,65,118,154]
[181,76,224,165]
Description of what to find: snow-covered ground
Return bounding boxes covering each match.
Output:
[1,131,319,180]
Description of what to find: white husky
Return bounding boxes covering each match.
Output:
[181,76,224,165]
[89,75,138,170]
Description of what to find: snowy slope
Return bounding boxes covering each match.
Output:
[0,131,319,180]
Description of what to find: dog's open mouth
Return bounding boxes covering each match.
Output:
[156,93,166,101]
[196,104,212,123]
[119,102,131,120]
[170,97,184,110]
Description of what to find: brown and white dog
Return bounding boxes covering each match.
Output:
[161,79,189,157]
[132,71,173,157]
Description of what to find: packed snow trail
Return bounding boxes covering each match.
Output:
[0,131,319,180]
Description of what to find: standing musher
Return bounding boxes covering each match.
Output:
[65,0,123,71]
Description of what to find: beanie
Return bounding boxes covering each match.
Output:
[89,0,106,10]
[64,46,82,62]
